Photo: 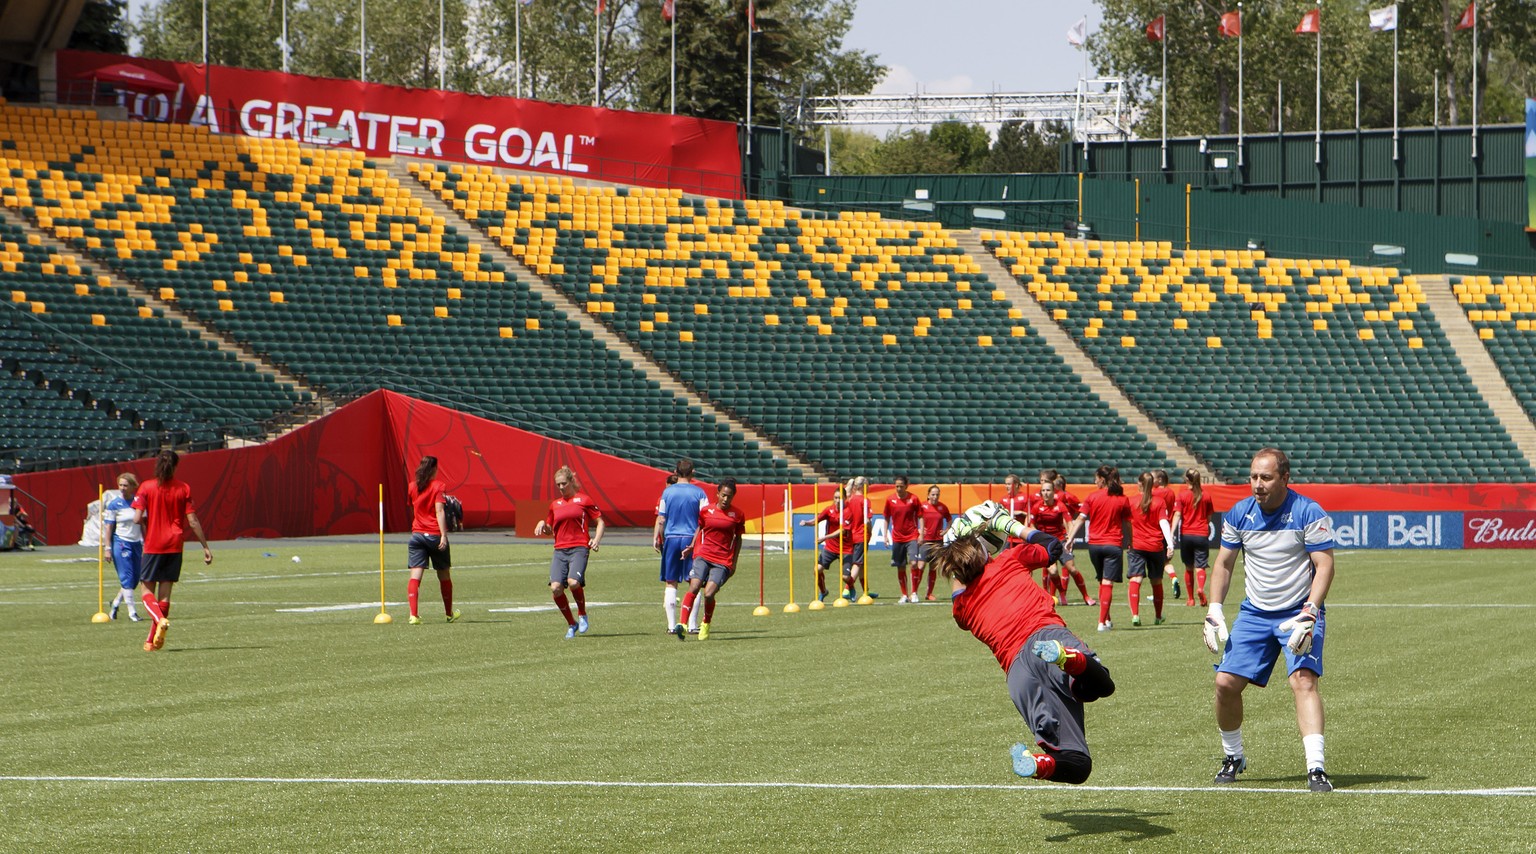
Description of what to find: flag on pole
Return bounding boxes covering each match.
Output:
[1146,15,1165,42]
[596,0,605,13]
[1368,4,1397,31]
[662,0,673,21]
[1218,11,1241,37]
[1067,17,1087,47]
[747,0,758,32]
[1456,1,1475,30]
[1295,8,1320,33]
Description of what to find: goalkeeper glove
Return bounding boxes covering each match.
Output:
[1278,602,1321,656]
[1202,604,1228,655]
[944,501,1015,545]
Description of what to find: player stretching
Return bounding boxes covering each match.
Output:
[883,476,923,603]
[914,485,952,601]
[929,502,1116,784]
[674,479,746,640]
[1203,448,1336,793]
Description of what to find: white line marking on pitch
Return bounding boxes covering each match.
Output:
[0,775,1531,797]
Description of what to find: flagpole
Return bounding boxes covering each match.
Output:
[1160,11,1167,171]
[747,4,754,155]
[594,3,602,108]
[1393,13,1399,161]
[515,1,522,98]
[360,0,366,83]
[1354,77,1360,131]
[1313,0,1321,165]
[1238,3,1244,166]
[1471,1,1479,158]
[438,0,445,89]
[670,6,677,114]
[281,0,289,73]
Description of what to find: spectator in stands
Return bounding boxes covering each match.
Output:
[2,476,37,550]
[405,455,459,626]
[104,472,143,621]
[653,459,707,634]
[1065,465,1129,633]
[133,450,213,652]
[534,465,605,640]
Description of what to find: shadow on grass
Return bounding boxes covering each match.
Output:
[1039,808,1174,843]
[1239,772,1428,789]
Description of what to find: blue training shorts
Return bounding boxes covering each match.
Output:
[112,538,143,589]
[1216,599,1325,687]
[660,536,692,583]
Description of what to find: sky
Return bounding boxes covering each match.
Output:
[844,0,1101,97]
[125,0,1105,99]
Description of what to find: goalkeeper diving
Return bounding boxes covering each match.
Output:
[928,501,1116,784]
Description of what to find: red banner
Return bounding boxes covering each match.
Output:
[1464,512,1536,548]
[54,50,743,198]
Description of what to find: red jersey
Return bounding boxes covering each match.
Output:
[816,505,851,555]
[1001,491,1029,523]
[693,503,746,566]
[1154,486,1177,519]
[843,494,868,545]
[1058,488,1082,519]
[1176,490,1214,537]
[131,477,195,555]
[408,479,446,535]
[1128,494,1170,552]
[1026,493,1072,539]
[883,493,922,543]
[951,543,1066,672]
[546,492,602,549]
[1080,488,1129,547]
[918,501,952,543]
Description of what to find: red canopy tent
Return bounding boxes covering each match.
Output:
[79,62,179,92]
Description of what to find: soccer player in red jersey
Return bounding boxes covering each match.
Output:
[930,507,1116,784]
[534,466,605,639]
[405,455,459,626]
[1026,480,1074,606]
[799,485,847,603]
[883,476,923,603]
[1176,468,1216,606]
[1043,471,1094,607]
[130,450,212,652]
[915,485,952,601]
[1004,473,1060,598]
[674,479,746,640]
[842,477,871,600]
[1066,465,1130,632]
[1127,471,1176,627]
[1153,469,1183,597]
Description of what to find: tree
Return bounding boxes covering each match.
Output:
[928,121,990,173]
[69,0,129,54]
[984,121,1070,174]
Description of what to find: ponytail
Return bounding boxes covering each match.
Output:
[1185,468,1203,505]
[1137,471,1155,514]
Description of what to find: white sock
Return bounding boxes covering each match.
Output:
[663,587,678,629]
[109,590,122,607]
[1302,734,1325,771]
[123,589,138,615]
[1220,728,1244,758]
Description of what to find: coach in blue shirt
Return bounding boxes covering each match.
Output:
[1202,447,1337,793]
[652,460,707,634]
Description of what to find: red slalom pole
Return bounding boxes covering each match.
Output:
[753,487,770,617]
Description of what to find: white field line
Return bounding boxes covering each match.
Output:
[0,774,1531,797]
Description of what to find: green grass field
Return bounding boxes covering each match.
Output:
[4,535,1535,852]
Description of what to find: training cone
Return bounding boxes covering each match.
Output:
[807,599,826,611]
[856,593,875,605]
[832,597,851,608]
[374,611,394,624]
[783,602,801,614]
[752,605,771,616]
[91,611,111,623]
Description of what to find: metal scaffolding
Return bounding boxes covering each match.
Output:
[807,79,1133,143]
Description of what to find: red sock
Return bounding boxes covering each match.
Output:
[1098,583,1113,624]
[704,597,716,623]
[571,585,587,616]
[160,602,170,618]
[1032,752,1057,780]
[1072,570,1092,600]
[140,591,166,622]
[1128,579,1141,617]
[1151,581,1164,617]
[439,577,454,614]
[926,569,937,595]
[408,578,421,617]
[1197,568,1208,602]
[897,569,910,597]
[679,590,697,626]
[1060,648,1087,676]
[552,590,575,626]
[910,567,921,593]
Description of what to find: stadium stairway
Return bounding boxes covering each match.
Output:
[954,229,1215,481]
[1417,273,1536,465]
[382,159,822,482]
[0,204,333,439]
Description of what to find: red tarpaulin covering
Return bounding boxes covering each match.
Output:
[54,50,744,198]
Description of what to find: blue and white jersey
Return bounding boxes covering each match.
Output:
[104,492,143,543]
[1220,490,1333,610]
[656,481,708,539]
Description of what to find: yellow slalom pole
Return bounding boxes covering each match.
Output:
[783,484,799,613]
[856,484,873,605]
[91,484,110,623]
[832,483,850,608]
[808,482,826,611]
[374,483,392,624]
[753,487,770,617]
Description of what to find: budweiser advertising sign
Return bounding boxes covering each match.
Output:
[1464,512,1536,548]
[54,50,743,198]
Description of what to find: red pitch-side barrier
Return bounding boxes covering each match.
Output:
[54,50,744,199]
